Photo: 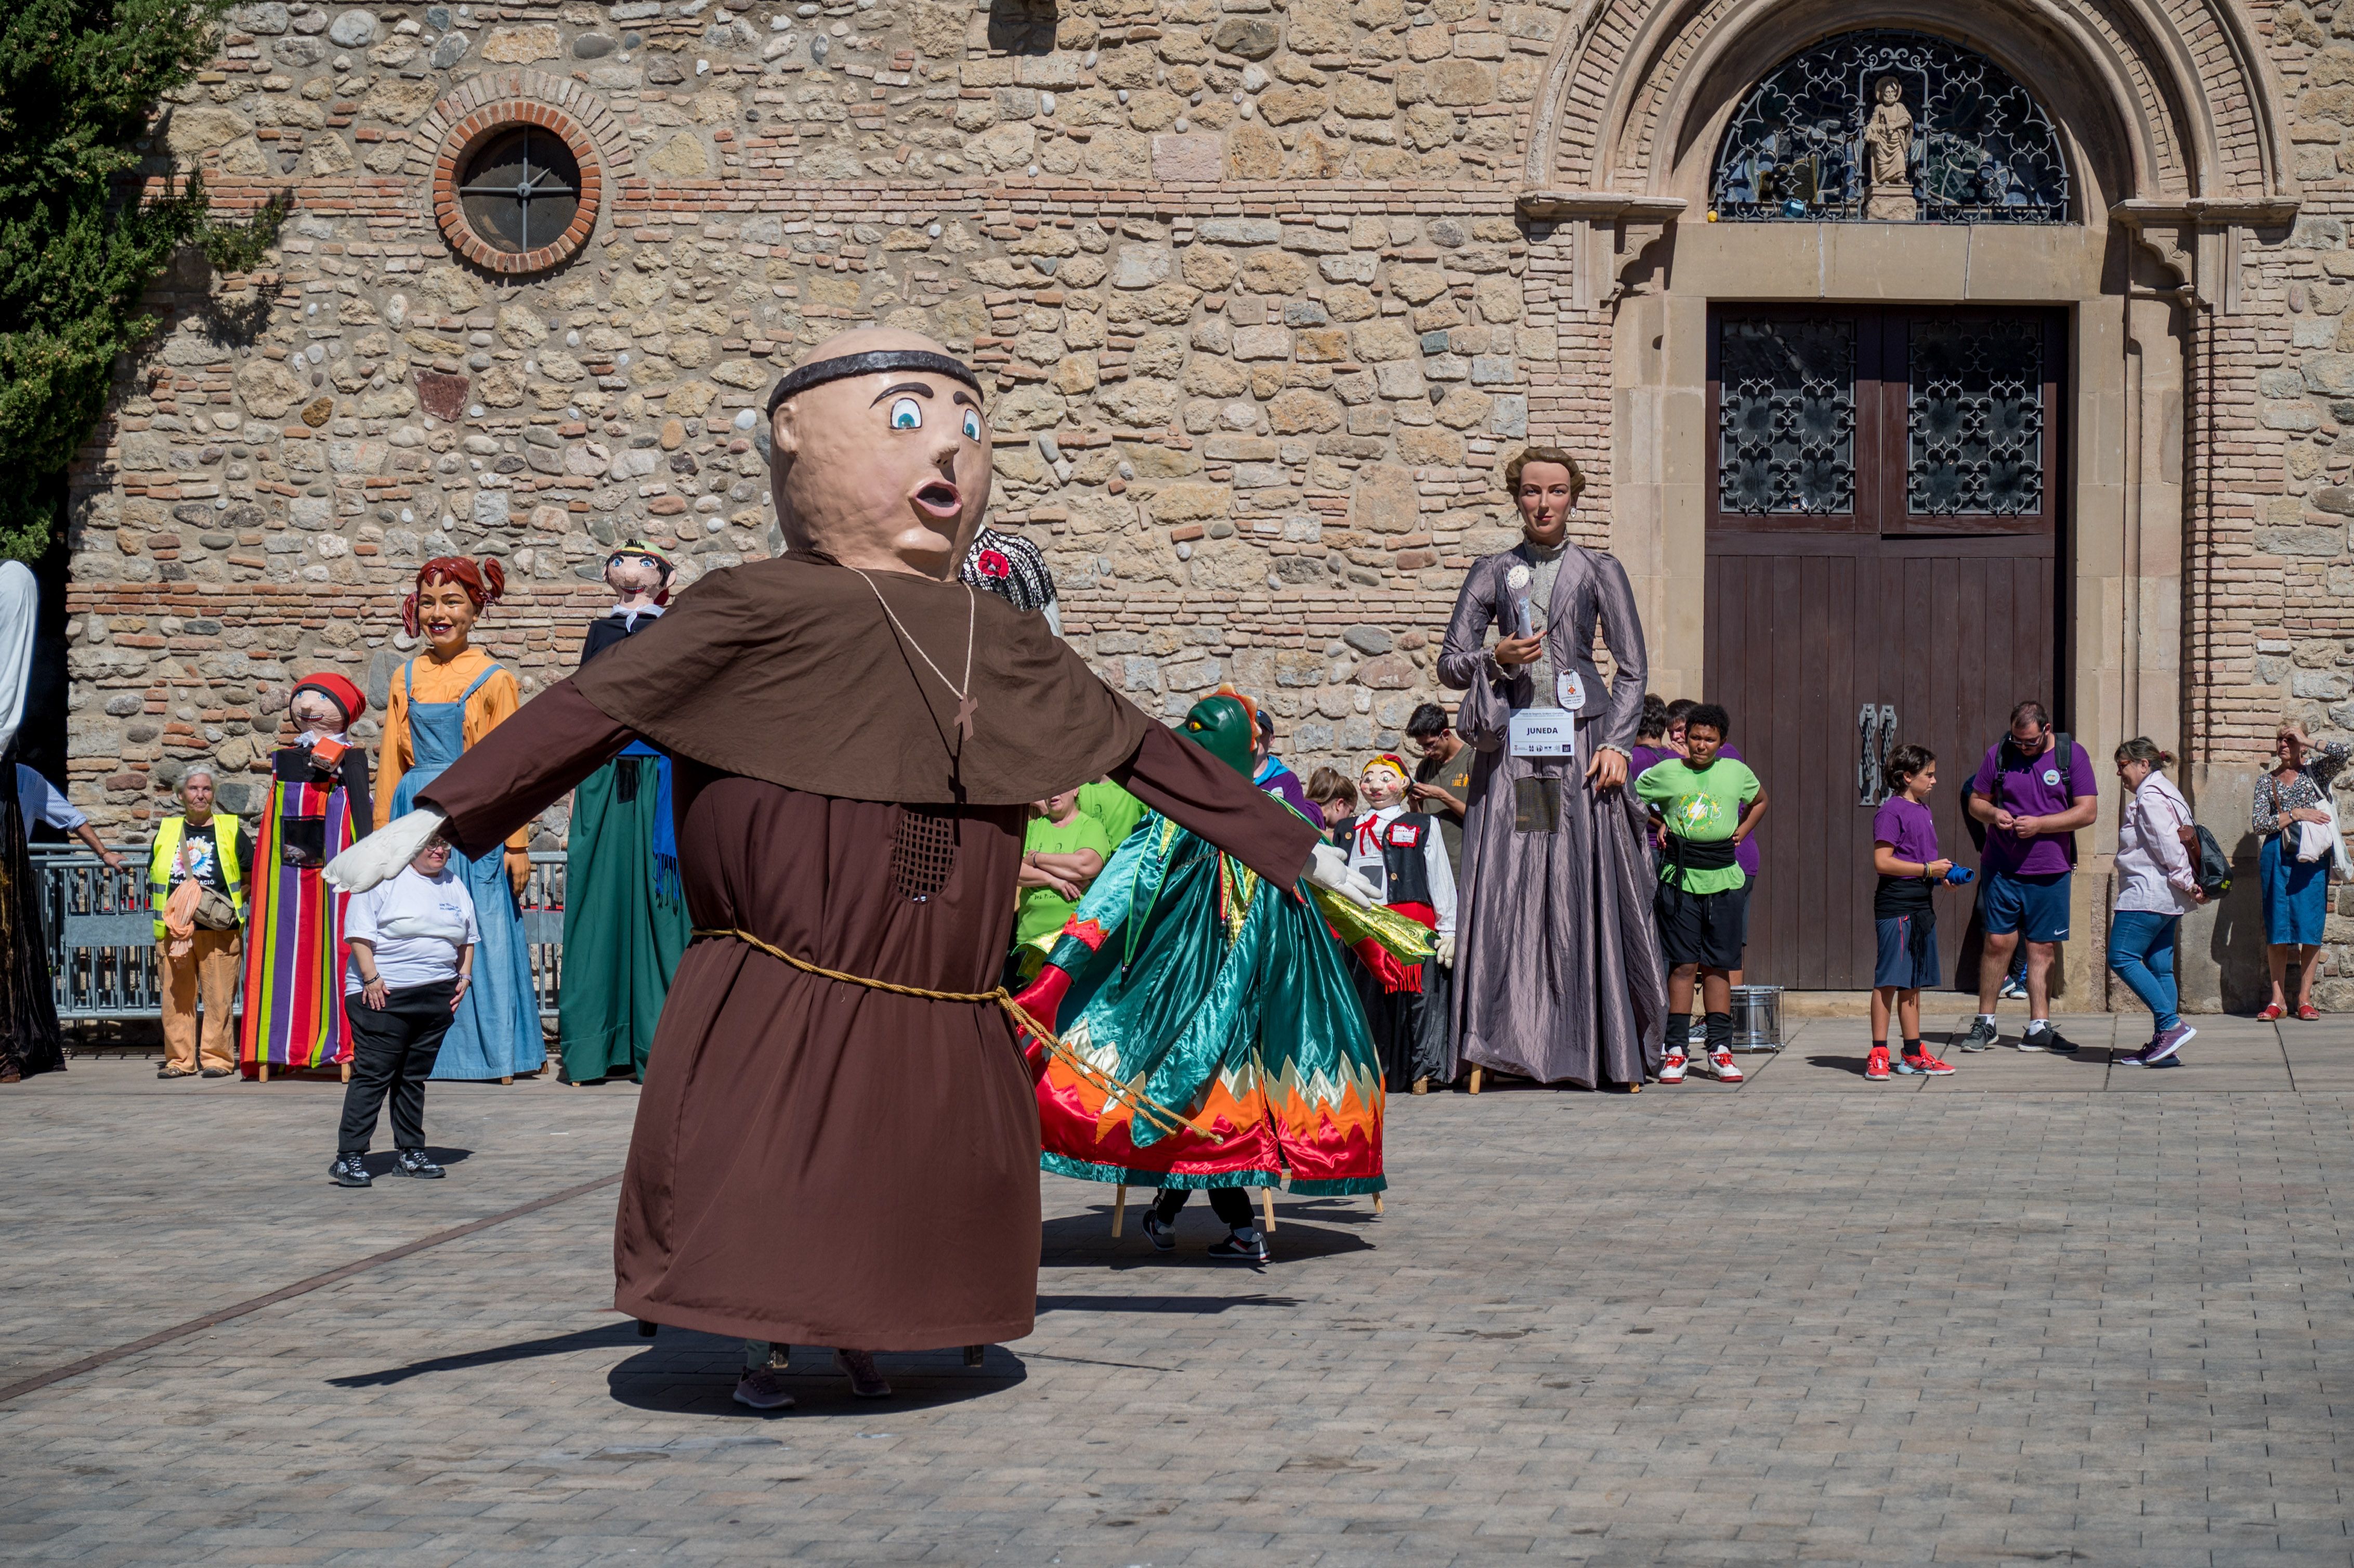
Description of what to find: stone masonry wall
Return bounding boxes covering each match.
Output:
[59,0,2354,1003]
[66,0,1593,852]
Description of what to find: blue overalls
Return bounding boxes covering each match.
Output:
[391,660,543,1080]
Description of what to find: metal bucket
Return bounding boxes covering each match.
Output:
[1729,985,1783,1051]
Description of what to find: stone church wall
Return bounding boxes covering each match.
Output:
[55,0,2354,1004]
[66,0,1587,851]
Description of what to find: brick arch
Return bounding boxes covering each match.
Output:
[1524,0,2292,206]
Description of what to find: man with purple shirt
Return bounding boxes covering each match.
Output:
[1956,701,2098,1054]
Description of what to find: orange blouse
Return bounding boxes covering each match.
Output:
[374,646,529,852]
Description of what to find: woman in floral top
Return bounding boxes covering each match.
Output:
[2251,724,2348,1020]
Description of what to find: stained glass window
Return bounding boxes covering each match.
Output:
[1717,317,1856,516]
[1907,318,2044,515]
[1710,30,2067,224]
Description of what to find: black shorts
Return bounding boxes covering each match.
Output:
[1655,880,1749,971]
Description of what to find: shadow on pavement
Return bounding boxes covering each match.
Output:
[1040,1210,1374,1265]
[606,1333,1026,1416]
[329,1319,637,1388]
[1037,1292,1301,1314]
[352,1145,475,1177]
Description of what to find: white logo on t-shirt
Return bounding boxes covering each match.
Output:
[2042,769,2060,787]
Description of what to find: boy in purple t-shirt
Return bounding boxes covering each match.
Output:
[1958,702,2099,1054]
[1868,745,1957,1080]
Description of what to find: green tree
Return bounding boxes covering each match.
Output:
[0,0,289,561]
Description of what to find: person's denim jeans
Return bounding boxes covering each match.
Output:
[2107,909,2181,1034]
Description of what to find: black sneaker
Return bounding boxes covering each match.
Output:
[1956,1018,1998,1053]
[395,1148,445,1179]
[329,1154,372,1187]
[1208,1226,1270,1264]
[2017,1024,2078,1054]
[1140,1209,1176,1251]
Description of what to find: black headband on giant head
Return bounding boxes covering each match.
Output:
[764,349,984,417]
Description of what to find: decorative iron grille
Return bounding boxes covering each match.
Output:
[1710,30,2067,224]
[1717,317,1856,515]
[1906,318,2045,515]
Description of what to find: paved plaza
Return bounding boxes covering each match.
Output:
[6,1010,2354,1565]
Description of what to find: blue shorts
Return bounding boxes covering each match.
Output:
[1981,870,2071,943]
[1873,910,1940,990]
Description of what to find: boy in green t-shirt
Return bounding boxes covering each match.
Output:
[1010,788,1113,981]
[1634,703,1768,1084]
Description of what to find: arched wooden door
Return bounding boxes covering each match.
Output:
[1703,304,2065,990]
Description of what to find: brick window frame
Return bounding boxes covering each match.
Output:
[414,74,631,274]
[432,100,603,273]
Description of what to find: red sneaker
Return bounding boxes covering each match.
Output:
[1864,1046,1891,1081]
[1898,1050,1957,1077]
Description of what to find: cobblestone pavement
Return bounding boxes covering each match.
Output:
[5,1012,2353,1566]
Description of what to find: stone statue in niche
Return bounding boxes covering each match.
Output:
[1863,75,1918,220]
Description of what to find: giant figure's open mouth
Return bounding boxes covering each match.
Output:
[912,479,961,522]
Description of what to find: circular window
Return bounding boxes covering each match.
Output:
[458,128,581,254]
[431,102,603,274]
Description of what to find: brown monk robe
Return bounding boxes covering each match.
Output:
[416,554,1318,1351]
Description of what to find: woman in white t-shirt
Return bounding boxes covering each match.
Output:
[2107,739,2206,1069]
[330,838,478,1186]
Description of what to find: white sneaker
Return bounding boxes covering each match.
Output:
[1706,1049,1744,1083]
[1659,1050,1688,1084]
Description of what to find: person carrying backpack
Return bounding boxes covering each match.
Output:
[2106,739,2206,1068]
[1956,702,2097,1054]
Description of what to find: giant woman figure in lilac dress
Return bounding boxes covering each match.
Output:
[1437,446,1668,1089]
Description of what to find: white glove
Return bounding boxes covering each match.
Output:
[1306,842,1382,909]
[325,807,451,894]
[1436,933,1457,968]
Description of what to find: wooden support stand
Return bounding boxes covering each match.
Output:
[1373,1193,1384,1216]
[258,1061,268,1083]
[501,1074,513,1085]
[1468,1067,1484,1094]
[342,1062,351,1082]
[1411,1076,1428,1094]
[1109,1182,1127,1238]
[1258,1186,1276,1235]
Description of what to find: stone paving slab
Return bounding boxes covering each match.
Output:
[4,1051,2354,1564]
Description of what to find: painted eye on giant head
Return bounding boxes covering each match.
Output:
[961,408,983,441]
[888,397,923,430]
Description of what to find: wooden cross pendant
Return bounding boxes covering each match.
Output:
[954,694,978,741]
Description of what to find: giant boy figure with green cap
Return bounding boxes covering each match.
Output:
[1012,692,1404,1265]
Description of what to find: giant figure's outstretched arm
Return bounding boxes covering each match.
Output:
[1109,723,1318,888]
[327,680,634,891]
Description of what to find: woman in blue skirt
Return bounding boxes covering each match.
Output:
[2253,724,2346,1022]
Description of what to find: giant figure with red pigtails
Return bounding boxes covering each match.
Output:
[374,556,545,1083]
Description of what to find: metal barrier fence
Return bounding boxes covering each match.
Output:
[34,846,571,1024]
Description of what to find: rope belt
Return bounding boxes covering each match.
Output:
[691,927,1218,1144]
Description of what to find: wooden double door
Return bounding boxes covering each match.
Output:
[1703,304,2066,990]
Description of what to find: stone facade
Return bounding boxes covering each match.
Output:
[55,0,2354,1003]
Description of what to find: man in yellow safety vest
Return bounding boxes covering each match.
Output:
[149,766,252,1079]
